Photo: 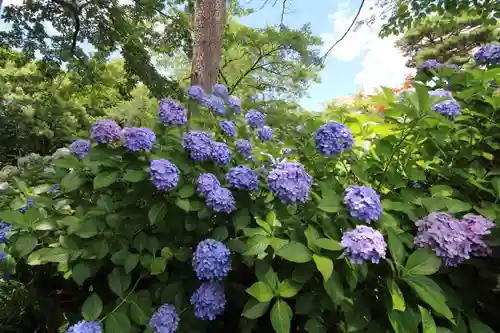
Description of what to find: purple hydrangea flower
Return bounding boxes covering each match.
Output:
[211,142,232,165]
[149,159,180,191]
[67,320,102,333]
[91,119,122,144]
[158,99,187,126]
[432,100,461,119]
[47,184,60,194]
[226,165,258,191]
[257,126,273,141]
[267,162,313,204]
[149,304,179,333]
[212,84,229,100]
[442,63,460,71]
[227,95,242,115]
[206,187,236,214]
[190,283,226,320]
[197,173,221,197]
[281,147,293,155]
[341,225,387,264]
[206,95,227,116]
[19,197,34,214]
[344,185,382,223]
[188,85,207,103]
[246,110,265,128]
[417,59,442,71]
[183,131,214,161]
[69,140,91,159]
[0,221,12,243]
[429,89,454,100]
[315,122,354,157]
[219,120,236,137]
[193,239,231,281]
[474,44,500,66]
[235,139,252,158]
[123,127,156,152]
[460,214,495,257]
[0,250,5,261]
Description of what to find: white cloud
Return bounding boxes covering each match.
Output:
[321,0,415,93]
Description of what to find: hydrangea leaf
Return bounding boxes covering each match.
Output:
[270,299,293,333]
[419,306,436,333]
[387,279,406,312]
[312,254,333,281]
[246,281,274,302]
[104,312,131,333]
[404,249,441,276]
[241,298,270,319]
[275,242,312,263]
[93,171,119,190]
[81,293,103,321]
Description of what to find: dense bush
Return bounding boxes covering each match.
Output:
[0,45,499,333]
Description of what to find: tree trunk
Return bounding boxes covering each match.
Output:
[190,0,226,93]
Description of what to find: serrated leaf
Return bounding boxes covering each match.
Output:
[387,279,406,311]
[14,234,38,257]
[148,203,167,225]
[122,169,148,182]
[178,184,196,198]
[314,238,344,251]
[150,257,167,275]
[241,298,270,319]
[275,242,312,263]
[270,299,292,333]
[278,279,301,298]
[105,312,131,333]
[108,269,131,297]
[124,253,139,274]
[82,293,102,321]
[72,262,91,285]
[312,254,333,281]
[419,306,436,333]
[244,235,270,256]
[246,281,274,302]
[404,249,441,276]
[93,171,119,189]
[175,198,190,212]
[61,172,83,192]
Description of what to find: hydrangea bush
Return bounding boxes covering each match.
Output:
[0,55,499,333]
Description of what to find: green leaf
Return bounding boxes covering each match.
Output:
[148,203,167,225]
[72,262,91,285]
[212,226,229,241]
[105,312,131,333]
[468,317,495,333]
[492,177,500,197]
[404,249,441,276]
[61,172,84,192]
[430,185,454,197]
[255,260,279,291]
[312,254,333,281]
[27,247,69,265]
[387,279,406,311]
[14,234,38,257]
[178,184,196,198]
[128,292,152,325]
[175,198,190,212]
[246,281,274,302]
[150,257,167,275]
[108,269,131,297]
[414,82,430,112]
[124,254,139,274]
[419,306,436,333]
[278,279,301,298]
[122,169,148,182]
[445,199,472,213]
[403,276,454,322]
[232,209,251,231]
[82,293,102,321]
[275,241,312,263]
[314,238,343,251]
[387,229,406,269]
[388,309,419,333]
[241,298,270,319]
[55,155,80,169]
[323,273,344,305]
[305,318,327,333]
[244,235,270,256]
[270,299,293,333]
[94,171,119,189]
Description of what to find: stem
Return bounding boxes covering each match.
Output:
[100,277,142,322]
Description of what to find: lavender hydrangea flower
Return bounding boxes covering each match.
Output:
[227,95,242,115]
[197,173,221,197]
[432,100,461,119]
[211,142,232,165]
[123,127,156,152]
[417,59,442,71]
[315,122,354,157]
[0,221,12,243]
[341,225,387,264]
[474,44,500,66]
[149,304,179,333]
[267,162,312,204]
[67,320,102,333]
[158,99,187,126]
[19,197,34,214]
[235,139,252,158]
[226,165,258,191]
[193,239,231,281]
[149,159,180,191]
[257,126,273,141]
[206,187,236,213]
[246,110,265,128]
[429,89,454,100]
[183,131,214,161]
[219,120,236,137]
[206,95,226,116]
[69,140,91,159]
[190,283,226,320]
[344,185,382,223]
[91,119,121,144]
[212,84,229,100]
[188,85,206,103]
[460,214,495,257]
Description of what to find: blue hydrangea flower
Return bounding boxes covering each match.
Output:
[219,120,236,137]
[190,283,226,320]
[417,59,442,71]
[245,110,265,128]
[193,239,231,281]
[91,119,122,144]
[47,184,60,194]
[460,214,495,257]
[206,95,227,116]
[315,122,354,157]
[0,221,12,243]
[188,85,207,103]
[344,185,382,223]
[226,165,258,191]
[211,142,232,166]
[67,320,102,333]
[69,140,91,159]
[123,127,156,152]
[149,304,179,333]
[19,197,34,214]
[432,100,461,119]
[212,84,229,100]
[429,89,454,100]
[183,131,214,161]
[235,139,252,158]
[474,44,500,66]
[257,126,273,141]
[206,187,236,214]
[227,95,242,115]
[341,225,386,264]
[267,162,312,204]
[197,173,221,197]
[158,99,187,126]
[149,159,180,191]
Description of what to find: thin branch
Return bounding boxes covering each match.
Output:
[279,0,287,26]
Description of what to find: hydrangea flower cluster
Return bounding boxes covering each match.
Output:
[212,84,229,99]
[267,162,313,204]
[0,221,12,243]
[91,119,122,144]
[158,99,188,126]
[123,127,156,152]
[206,187,236,214]
[197,173,221,197]
[183,131,214,161]
[461,214,495,256]
[474,43,500,66]
[245,110,265,128]
[432,100,462,119]
[212,142,232,165]
[69,140,91,159]
[206,95,226,116]
[67,320,102,333]
[235,139,253,159]
[226,165,258,191]
[341,225,387,264]
[344,185,383,223]
[417,59,460,72]
[149,304,180,333]
[314,122,354,156]
[257,126,273,141]
[219,120,236,137]
[149,159,180,191]
[227,95,242,115]
[192,239,231,281]
[190,282,226,321]
[187,85,207,103]
[429,89,454,100]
